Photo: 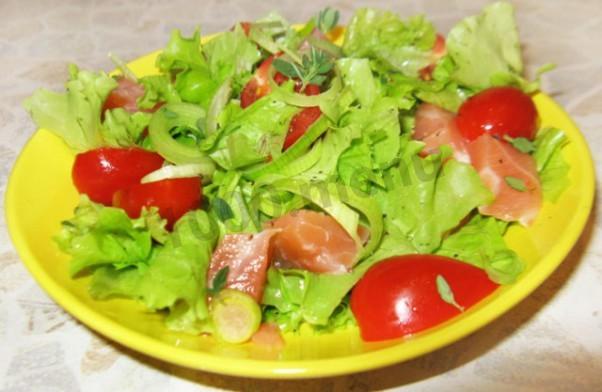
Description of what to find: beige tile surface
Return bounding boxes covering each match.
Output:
[1,0,601,390]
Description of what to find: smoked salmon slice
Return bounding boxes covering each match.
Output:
[266,210,359,274]
[207,229,280,302]
[413,103,470,163]
[467,134,542,225]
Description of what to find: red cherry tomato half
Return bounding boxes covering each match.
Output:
[72,147,164,205]
[241,56,276,108]
[282,84,322,150]
[350,254,499,342]
[456,86,538,141]
[240,55,290,108]
[113,177,202,228]
[283,107,321,150]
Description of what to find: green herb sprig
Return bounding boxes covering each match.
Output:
[315,7,340,33]
[272,47,333,88]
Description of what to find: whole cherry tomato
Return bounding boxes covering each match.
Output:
[456,86,538,141]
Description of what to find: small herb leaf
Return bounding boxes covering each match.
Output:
[315,7,340,33]
[504,135,535,154]
[504,176,528,192]
[436,275,464,311]
[309,74,326,85]
[272,58,300,79]
[208,266,229,296]
[212,197,234,221]
[270,47,333,89]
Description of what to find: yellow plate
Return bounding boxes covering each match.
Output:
[5,34,595,378]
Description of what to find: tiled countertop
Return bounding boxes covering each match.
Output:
[1,0,601,390]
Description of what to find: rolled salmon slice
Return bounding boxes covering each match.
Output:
[413,103,471,163]
[207,229,281,302]
[467,134,542,225]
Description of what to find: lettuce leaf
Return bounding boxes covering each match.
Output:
[203,28,261,92]
[55,196,167,277]
[337,97,401,177]
[337,136,378,192]
[89,210,218,333]
[343,8,436,77]
[203,170,261,235]
[336,58,378,108]
[375,141,493,254]
[23,64,118,152]
[437,215,524,284]
[446,2,523,89]
[156,28,208,74]
[209,96,299,169]
[101,108,151,147]
[533,128,570,201]
[164,27,259,110]
[263,268,355,331]
[137,74,182,110]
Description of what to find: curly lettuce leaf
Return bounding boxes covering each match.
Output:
[336,58,378,108]
[343,8,436,77]
[156,28,208,73]
[437,215,524,284]
[203,170,261,235]
[262,268,357,330]
[209,96,299,169]
[337,97,402,178]
[203,27,261,92]
[137,74,182,110]
[55,196,167,276]
[89,210,218,333]
[163,26,259,110]
[446,2,523,89]
[374,141,493,255]
[101,108,151,147]
[23,64,118,152]
[384,56,471,112]
[533,128,570,201]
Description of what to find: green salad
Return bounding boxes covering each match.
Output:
[24,2,569,343]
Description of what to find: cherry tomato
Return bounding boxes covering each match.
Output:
[240,55,288,108]
[72,147,164,205]
[350,254,498,342]
[113,177,202,228]
[282,84,322,150]
[103,77,146,113]
[283,107,321,150]
[456,86,538,141]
